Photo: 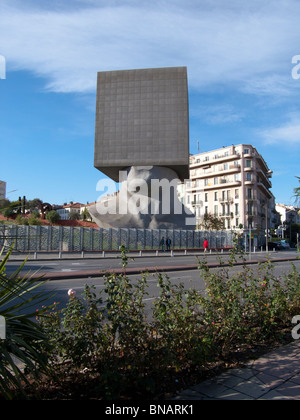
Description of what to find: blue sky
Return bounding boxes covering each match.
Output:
[1,0,300,206]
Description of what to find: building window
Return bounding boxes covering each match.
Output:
[246,173,252,181]
[247,188,252,199]
[244,148,250,155]
[221,204,225,216]
[214,192,218,201]
[226,204,230,215]
[205,193,208,202]
[246,159,252,168]
[235,189,239,199]
[214,205,218,216]
[214,177,218,185]
[235,203,239,215]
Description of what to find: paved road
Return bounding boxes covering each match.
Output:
[3,249,299,313]
[4,250,299,279]
[22,258,300,314]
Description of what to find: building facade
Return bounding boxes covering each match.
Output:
[276,203,300,225]
[0,181,6,199]
[94,67,190,182]
[184,145,274,235]
[54,202,83,220]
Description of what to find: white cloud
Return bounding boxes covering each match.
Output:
[190,104,243,125]
[1,0,300,95]
[259,114,300,145]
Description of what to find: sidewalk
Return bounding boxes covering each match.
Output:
[174,340,300,400]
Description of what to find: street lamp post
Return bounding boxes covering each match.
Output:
[265,201,268,253]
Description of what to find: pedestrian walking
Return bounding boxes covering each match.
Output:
[166,237,171,251]
[203,238,209,252]
[160,237,165,252]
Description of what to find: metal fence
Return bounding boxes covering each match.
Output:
[0,224,234,252]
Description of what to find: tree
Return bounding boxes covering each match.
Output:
[198,213,224,231]
[45,210,60,225]
[294,176,300,204]
[81,207,92,222]
[68,210,80,221]
[2,207,14,221]
[26,198,43,212]
[0,200,20,219]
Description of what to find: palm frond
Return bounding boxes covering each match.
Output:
[0,245,54,399]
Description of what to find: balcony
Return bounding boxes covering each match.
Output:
[257,169,272,188]
[219,212,234,218]
[190,152,241,167]
[191,200,202,206]
[257,180,272,198]
[204,179,241,190]
[246,197,257,202]
[190,164,241,179]
[218,197,233,204]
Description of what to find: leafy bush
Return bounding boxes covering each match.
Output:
[4,244,300,399]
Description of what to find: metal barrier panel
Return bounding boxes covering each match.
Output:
[0,224,234,252]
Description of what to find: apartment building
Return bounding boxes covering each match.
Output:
[276,203,300,225]
[184,144,274,233]
[0,181,6,199]
[54,202,84,220]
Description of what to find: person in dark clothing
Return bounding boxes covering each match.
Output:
[166,237,171,250]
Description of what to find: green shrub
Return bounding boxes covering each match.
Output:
[28,245,300,398]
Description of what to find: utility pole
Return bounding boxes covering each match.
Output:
[249,224,252,260]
